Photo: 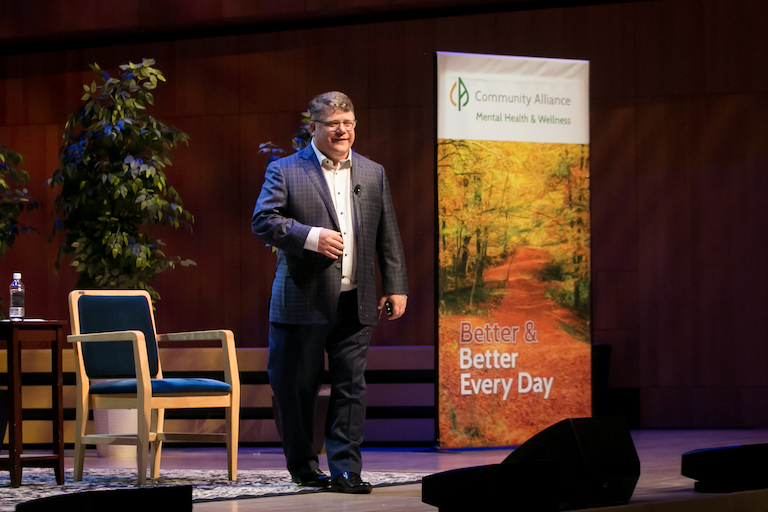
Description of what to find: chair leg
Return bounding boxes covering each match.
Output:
[226,401,240,481]
[150,408,165,478]
[136,402,151,485]
[73,439,86,482]
[73,397,89,482]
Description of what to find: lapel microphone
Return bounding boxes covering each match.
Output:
[354,185,361,194]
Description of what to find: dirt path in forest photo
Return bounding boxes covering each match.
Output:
[438,246,591,448]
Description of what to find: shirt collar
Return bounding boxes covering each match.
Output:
[311,139,352,171]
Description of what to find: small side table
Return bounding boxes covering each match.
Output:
[0,320,66,487]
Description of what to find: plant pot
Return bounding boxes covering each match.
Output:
[93,408,137,459]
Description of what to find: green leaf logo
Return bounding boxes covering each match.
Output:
[450,77,469,111]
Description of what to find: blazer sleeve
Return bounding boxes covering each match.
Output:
[376,169,409,296]
[251,159,311,257]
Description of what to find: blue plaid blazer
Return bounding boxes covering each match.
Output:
[251,145,408,325]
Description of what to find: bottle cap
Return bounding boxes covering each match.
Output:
[13,272,21,280]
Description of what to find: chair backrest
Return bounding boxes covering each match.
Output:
[69,290,160,378]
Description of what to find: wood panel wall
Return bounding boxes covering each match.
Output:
[2,0,768,429]
[0,346,434,445]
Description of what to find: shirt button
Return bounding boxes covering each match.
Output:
[336,263,341,268]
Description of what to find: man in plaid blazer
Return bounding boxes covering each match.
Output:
[251,91,408,494]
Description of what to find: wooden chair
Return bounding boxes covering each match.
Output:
[67,290,240,485]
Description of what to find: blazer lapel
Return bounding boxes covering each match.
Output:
[350,152,367,281]
[350,151,363,237]
[300,146,339,229]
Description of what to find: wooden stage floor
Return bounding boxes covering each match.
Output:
[66,429,768,511]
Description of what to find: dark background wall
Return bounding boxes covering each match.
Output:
[1,0,767,429]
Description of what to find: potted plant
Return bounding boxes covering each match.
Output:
[258,111,311,163]
[0,144,37,257]
[48,59,194,301]
[1,144,37,318]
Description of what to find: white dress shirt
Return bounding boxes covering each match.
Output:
[303,139,357,291]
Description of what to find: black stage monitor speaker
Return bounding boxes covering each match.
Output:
[15,485,193,512]
[422,417,640,511]
[422,459,564,512]
[682,443,768,493]
[503,416,640,509]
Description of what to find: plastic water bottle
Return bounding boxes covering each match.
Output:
[9,272,24,319]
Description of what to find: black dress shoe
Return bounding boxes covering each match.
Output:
[292,469,331,487]
[331,472,372,494]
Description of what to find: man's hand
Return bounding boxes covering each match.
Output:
[318,228,344,259]
[378,294,407,320]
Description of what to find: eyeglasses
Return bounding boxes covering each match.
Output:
[313,119,357,130]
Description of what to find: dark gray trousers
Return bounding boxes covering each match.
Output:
[268,291,372,478]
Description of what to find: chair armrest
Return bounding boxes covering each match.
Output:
[157,329,233,342]
[68,330,145,343]
[157,330,240,390]
[68,330,153,404]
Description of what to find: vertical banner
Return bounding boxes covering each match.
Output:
[436,52,591,449]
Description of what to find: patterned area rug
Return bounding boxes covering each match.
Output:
[0,468,426,511]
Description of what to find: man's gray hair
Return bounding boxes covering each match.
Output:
[309,91,355,120]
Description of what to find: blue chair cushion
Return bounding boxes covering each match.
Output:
[90,378,232,395]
